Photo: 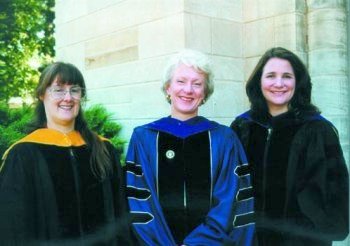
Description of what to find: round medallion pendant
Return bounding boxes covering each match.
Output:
[165,150,175,159]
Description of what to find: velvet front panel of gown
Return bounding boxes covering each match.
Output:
[248,121,302,245]
[158,131,211,243]
[42,144,109,238]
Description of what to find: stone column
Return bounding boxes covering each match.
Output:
[307,0,349,159]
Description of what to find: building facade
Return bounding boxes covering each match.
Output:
[55,1,349,244]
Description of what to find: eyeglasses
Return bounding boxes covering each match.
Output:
[48,86,84,100]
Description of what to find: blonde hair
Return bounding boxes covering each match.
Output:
[161,49,214,103]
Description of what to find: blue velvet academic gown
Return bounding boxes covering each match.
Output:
[126,116,255,245]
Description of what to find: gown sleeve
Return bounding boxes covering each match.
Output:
[125,128,177,245]
[104,142,138,245]
[0,144,44,244]
[296,121,349,241]
[183,127,255,246]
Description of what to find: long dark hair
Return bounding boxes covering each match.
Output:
[31,62,112,179]
[246,47,319,120]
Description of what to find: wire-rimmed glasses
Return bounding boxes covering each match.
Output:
[47,86,84,100]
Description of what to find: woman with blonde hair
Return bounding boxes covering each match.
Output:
[126,49,255,245]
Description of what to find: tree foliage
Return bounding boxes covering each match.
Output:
[0,0,55,101]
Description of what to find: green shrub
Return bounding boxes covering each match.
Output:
[84,104,125,160]
[0,102,33,156]
[0,103,125,162]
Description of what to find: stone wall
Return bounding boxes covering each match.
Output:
[55,0,245,144]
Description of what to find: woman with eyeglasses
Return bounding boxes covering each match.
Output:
[0,62,136,245]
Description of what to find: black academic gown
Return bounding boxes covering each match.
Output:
[0,129,135,246]
[231,111,349,246]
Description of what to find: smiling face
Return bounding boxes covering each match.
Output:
[166,63,206,120]
[261,57,296,116]
[41,78,81,133]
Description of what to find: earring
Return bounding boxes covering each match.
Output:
[201,99,206,105]
[166,94,171,103]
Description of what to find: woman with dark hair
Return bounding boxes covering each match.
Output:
[231,47,349,246]
[0,62,135,245]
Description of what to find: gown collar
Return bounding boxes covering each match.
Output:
[2,128,86,161]
[237,110,327,129]
[19,128,86,147]
[145,116,219,139]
